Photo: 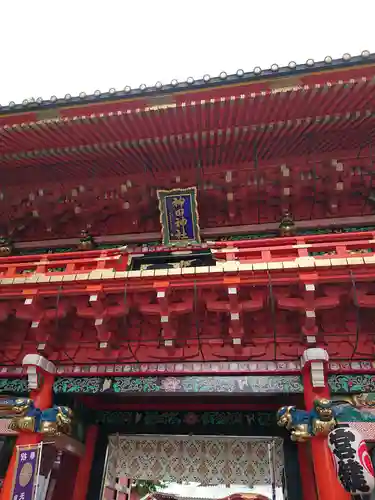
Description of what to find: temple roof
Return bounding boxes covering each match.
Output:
[2,69,375,184]
[1,51,375,242]
[0,51,373,115]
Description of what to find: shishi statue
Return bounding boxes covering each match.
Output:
[277,398,337,442]
[0,397,74,437]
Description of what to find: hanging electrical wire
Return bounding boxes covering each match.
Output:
[122,283,140,364]
[349,270,361,360]
[193,279,205,361]
[0,352,16,365]
[54,286,75,364]
[254,140,261,224]
[362,138,375,215]
[267,271,278,361]
[267,440,276,500]
[194,160,204,219]
[356,122,375,160]
[309,140,318,220]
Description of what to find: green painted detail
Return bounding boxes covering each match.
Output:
[53,377,103,394]
[95,410,278,429]
[17,247,74,256]
[299,226,375,236]
[310,248,374,256]
[336,405,375,423]
[0,375,302,395]
[18,268,36,274]
[219,233,279,241]
[53,375,303,394]
[329,374,375,393]
[6,374,375,396]
[111,377,160,393]
[144,241,162,247]
[0,379,28,394]
[95,244,121,250]
[309,251,336,256]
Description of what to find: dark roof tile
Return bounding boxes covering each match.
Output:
[0,51,373,115]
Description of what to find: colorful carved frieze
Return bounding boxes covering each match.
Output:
[53,375,303,394]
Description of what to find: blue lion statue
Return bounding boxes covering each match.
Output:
[0,397,73,436]
[277,398,337,442]
[0,397,34,416]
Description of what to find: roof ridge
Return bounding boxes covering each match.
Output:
[0,51,373,114]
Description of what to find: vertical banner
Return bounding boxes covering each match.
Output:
[11,444,42,500]
[157,187,201,245]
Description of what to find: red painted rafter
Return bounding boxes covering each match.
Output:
[2,110,375,184]
[1,79,374,159]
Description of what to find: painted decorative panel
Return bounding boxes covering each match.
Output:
[96,410,279,430]
[53,375,303,394]
[329,374,375,393]
[8,373,375,396]
[106,435,283,487]
[0,379,27,394]
[5,373,375,395]
[54,360,302,375]
[1,360,375,377]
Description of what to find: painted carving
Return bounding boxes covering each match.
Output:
[53,374,303,394]
[0,397,33,416]
[331,394,375,423]
[277,398,337,441]
[279,211,296,236]
[352,393,375,408]
[9,403,73,436]
[328,374,375,393]
[78,229,95,250]
[0,235,13,257]
[0,397,73,436]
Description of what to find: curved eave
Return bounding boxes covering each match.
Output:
[1,77,375,181]
[1,52,374,119]
[1,114,375,185]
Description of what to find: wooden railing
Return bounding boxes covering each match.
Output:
[0,248,127,277]
[0,231,374,279]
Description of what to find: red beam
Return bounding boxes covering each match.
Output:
[10,215,375,249]
[78,400,282,411]
[2,269,375,300]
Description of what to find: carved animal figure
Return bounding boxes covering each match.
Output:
[277,405,310,441]
[8,404,73,436]
[39,406,73,436]
[0,397,33,416]
[310,398,337,435]
[277,398,337,442]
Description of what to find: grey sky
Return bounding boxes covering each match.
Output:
[1,0,374,105]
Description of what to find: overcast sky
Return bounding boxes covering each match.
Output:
[1,0,374,105]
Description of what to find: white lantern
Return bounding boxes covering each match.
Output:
[328,427,375,495]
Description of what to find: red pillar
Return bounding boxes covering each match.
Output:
[297,443,317,500]
[0,355,56,500]
[301,348,350,500]
[72,425,99,500]
[52,452,80,500]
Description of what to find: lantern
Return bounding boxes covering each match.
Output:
[328,426,375,495]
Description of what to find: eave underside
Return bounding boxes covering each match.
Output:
[1,75,375,241]
[1,78,375,184]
